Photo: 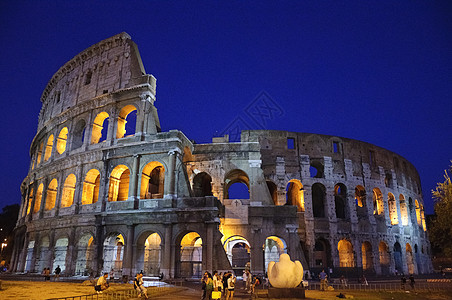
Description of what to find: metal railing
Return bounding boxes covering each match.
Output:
[307,282,452,292]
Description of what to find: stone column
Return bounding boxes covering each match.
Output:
[122,224,135,278]
[29,232,40,273]
[27,181,38,222]
[38,178,49,219]
[65,227,78,275]
[55,172,65,216]
[48,230,56,270]
[129,154,140,208]
[100,159,110,212]
[140,92,158,136]
[250,229,264,274]
[95,218,105,276]
[165,149,180,199]
[206,223,214,273]
[161,224,172,279]
[73,165,84,214]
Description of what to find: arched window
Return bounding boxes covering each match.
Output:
[116,105,137,139]
[61,174,76,208]
[33,183,44,213]
[372,188,384,215]
[415,200,422,226]
[224,169,250,199]
[140,162,165,199]
[266,181,278,205]
[44,135,54,161]
[406,243,415,274]
[314,239,329,267]
[355,185,366,208]
[334,184,347,219]
[179,232,203,278]
[310,161,324,178]
[72,119,86,149]
[91,112,109,144]
[109,165,130,202]
[56,127,68,154]
[36,142,44,165]
[379,241,390,273]
[362,241,373,271]
[82,169,101,205]
[399,194,409,226]
[193,172,213,197]
[338,239,355,267]
[45,179,58,211]
[312,183,326,218]
[286,179,304,211]
[26,187,34,215]
[388,193,398,225]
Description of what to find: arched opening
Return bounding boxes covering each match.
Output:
[53,237,69,274]
[378,241,390,274]
[116,105,137,139]
[45,179,58,210]
[193,172,213,197]
[56,127,68,154]
[355,185,367,218]
[82,169,101,205]
[140,161,165,199]
[61,174,76,208]
[338,239,355,267]
[33,183,44,213]
[406,243,415,274]
[72,119,86,149]
[388,193,398,225]
[143,233,162,276]
[372,188,384,216]
[24,240,35,272]
[108,165,130,202]
[310,161,324,178]
[415,200,422,226]
[393,242,403,274]
[312,183,326,218]
[266,181,278,205]
[179,232,203,278]
[35,236,50,273]
[314,239,330,267]
[103,234,125,275]
[26,188,34,215]
[91,112,109,144]
[334,184,347,219]
[75,234,95,276]
[44,135,54,161]
[361,241,374,272]
[399,194,409,226]
[263,236,287,272]
[223,235,250,275]
[37,142,43,165]
[286,180,304,211]
[421,206,427,231]
[224,169,250,199]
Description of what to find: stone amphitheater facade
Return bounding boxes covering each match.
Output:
[11,33,432,279]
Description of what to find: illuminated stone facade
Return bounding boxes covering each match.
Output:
[11,33,432,278]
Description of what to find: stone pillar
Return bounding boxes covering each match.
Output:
[55,172,65,216]
[122,224,135,278]
[48,230,56,271]
[100,159,110,212]
[73,165,84,214]
[161,224,172,278]
[140,92,158,136]
[65,227,78,275]
[206,223,214,273]
[165,149,180,199]
[27,181,38,222]
[95,219,105,276]
[250,229,264,274]
[29,232,40,273]
[18,232,30,272]
[129,154,140,208]
[38,178,49,219]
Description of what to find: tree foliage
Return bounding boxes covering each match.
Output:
[429,162,452,257]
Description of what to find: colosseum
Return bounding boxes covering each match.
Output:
[11,32,432,279]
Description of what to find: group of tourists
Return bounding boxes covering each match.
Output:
[201,270,237,300]
[41,265,61,281]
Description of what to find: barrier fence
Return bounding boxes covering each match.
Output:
[308,281,452,292]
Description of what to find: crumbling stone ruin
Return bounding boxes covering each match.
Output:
[11,33,432,279]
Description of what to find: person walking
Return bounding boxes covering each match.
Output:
[134,272,149,300]
[319,269,328,291]
[54,265,61,281]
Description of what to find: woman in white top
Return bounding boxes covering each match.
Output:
[226,275,236,300]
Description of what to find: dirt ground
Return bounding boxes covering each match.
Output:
[0,280,451,300]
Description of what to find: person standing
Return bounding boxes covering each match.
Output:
[319,269,327,291]
[134,273,149,300]
[226,274,236,300]
[54,265,61,281]
[205,272,214,300]
[409,274,415,290]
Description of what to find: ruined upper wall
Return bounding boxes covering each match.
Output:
[37,32,155,131]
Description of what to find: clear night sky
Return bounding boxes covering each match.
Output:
[0,1,450,214]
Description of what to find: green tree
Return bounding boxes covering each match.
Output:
[430,162,452,257]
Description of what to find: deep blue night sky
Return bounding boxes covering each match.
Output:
[0,1,450,214]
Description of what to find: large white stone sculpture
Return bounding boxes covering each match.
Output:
[267,253,304,288]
